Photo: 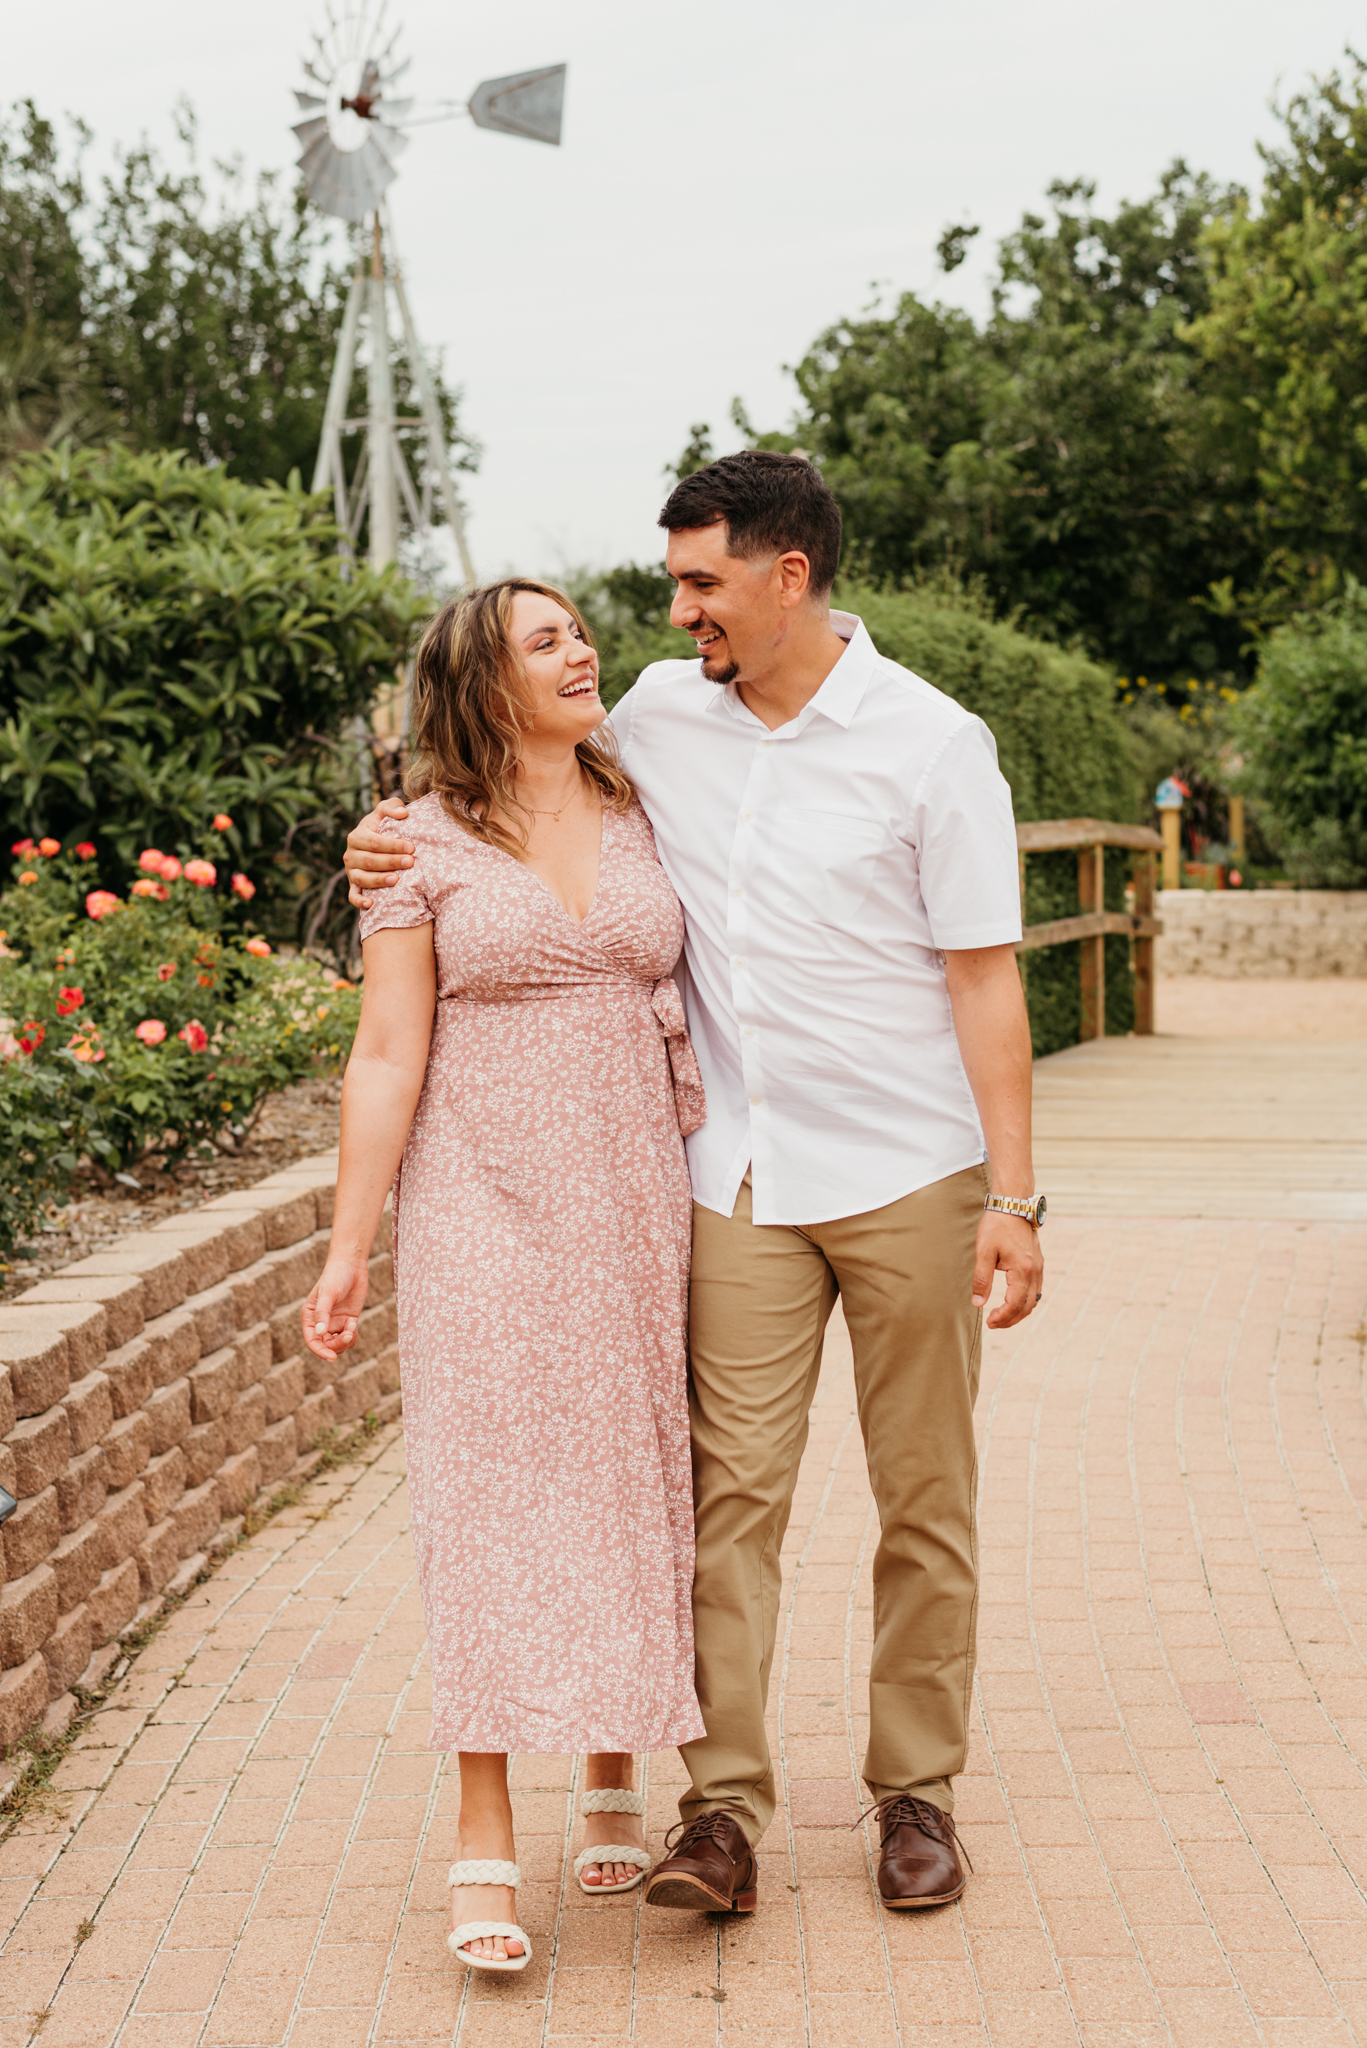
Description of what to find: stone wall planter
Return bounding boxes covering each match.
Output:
[0,1152,395,1753]
[1157,889,1367,979]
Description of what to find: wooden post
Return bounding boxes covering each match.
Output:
[1077,841,1105,1040]
[1161,807,1182,891]
[1132,848,1156,1035]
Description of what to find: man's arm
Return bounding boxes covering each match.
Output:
[344,798,414,907]
[943,944,1042,1330]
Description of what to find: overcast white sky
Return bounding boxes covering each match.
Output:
[7,1,1365,576]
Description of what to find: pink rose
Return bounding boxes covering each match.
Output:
[18,872,37,886]
[178,1020,208,1053]
[138,848,164,873]
[159,855,183,881]
[38,838,60,857]
[74,842,96,860]
[10,838,34,855]
[184,859,216,888]
[85,890,120,919]
[231,873,255,901]
[245,937,272,958]
[212,813,234,831]
[55,986,84,1017]
[131,878,169,900]
[157,962,177,981]
[135,1019,167,1046]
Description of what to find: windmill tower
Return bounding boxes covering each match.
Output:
[293,5,566,583]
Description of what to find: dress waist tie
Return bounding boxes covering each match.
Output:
[650,977,707,1137]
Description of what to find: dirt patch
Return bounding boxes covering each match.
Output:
[1,1076,342,1304]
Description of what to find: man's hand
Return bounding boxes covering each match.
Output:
[972,1210,1043,1329]
[344,796,414,908]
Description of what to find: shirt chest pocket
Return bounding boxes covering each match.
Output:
[766,808,889,928]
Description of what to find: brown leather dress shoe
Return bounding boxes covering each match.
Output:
[869,1794,972,1909]
[642,1811,758,1913]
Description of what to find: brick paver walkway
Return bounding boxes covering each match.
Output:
[5,1049,1367,2042]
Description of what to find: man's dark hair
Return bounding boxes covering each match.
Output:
[658,449,842,596]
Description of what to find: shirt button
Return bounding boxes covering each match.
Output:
[744,1027,757,1039]
[742,809,754,820]
[749,1095,762,1106]
[732,955,745,967]
[731,885,742,897]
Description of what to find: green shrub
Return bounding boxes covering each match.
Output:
[1233,579,1367,885]
[0,445,426,948]
[0,830,359,1258]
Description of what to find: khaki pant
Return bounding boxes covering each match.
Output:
[679,1163,988,1845]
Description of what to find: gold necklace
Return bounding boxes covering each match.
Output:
[522,785,583,823]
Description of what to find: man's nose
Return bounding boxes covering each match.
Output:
[670,591,700,630]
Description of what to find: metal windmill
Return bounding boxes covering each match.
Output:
[293,5,565,583]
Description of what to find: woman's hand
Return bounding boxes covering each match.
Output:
[302,1256,370,1361]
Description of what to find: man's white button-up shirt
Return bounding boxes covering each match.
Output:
[606,612,1022,1226]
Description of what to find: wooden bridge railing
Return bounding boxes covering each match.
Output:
[1015,818,1164,1039]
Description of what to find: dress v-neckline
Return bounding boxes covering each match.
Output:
[509,800,607,930]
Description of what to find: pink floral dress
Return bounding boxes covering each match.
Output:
[359,792,707,1754]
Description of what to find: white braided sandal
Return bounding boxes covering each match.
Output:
[447,1859,532,1973]
[574,1788,652,1896]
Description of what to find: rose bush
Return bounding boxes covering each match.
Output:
[0,828,360,1257]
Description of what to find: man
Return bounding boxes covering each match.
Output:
[343,451,1043,1915]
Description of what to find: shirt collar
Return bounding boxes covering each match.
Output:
[703,611,877,732]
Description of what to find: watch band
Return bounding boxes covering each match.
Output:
[984,1194,1047,1228]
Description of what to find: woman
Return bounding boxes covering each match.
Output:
[302,580,706,1973]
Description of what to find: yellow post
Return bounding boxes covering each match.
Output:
[1228,794,1245,859]
[1161,809,1182,890]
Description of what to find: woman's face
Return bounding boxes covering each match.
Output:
[510,591,604,744]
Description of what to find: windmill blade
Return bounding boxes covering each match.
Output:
[468,64,566,145]
[294,91,326,112]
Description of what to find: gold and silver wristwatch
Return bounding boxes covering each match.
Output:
[984,1194,1047,1228]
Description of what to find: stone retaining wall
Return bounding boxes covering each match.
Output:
[0,1152,396,1751]
[1157,889,1367,978]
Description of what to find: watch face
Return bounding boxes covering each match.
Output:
[1035,1196,1047,1227]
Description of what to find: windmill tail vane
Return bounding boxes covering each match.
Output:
[293,3,565,595]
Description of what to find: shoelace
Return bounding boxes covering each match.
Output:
[663,1810,745,1857]
[852,1794,973,1871]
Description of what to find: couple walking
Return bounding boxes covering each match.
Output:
[302,451,1043,1972]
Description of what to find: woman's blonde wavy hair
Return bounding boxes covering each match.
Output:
[405,578,633,858]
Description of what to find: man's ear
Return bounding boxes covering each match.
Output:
[776,550,812,607]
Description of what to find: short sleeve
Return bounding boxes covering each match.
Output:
[913,719,1023,950]
[357,814,434,939]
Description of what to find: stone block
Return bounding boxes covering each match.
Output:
[101,1410,151,1491]
[302,1347,339,1395]
[233,1323,272,1387]
[172,1480,219,1561]
[60,1243,188,1318]
[262,1356,305,1424]
[87,1557,140,1644]
[50,1519,104,1613]
[226,1385,267,1456]
[56,1446,107,1535]
[256,1416,297,1485]
[136,1516,180,1597]
[96,1482,147,1572]
[3,1489,59,1580]
[367,1251,394,1304]
[215,1448,260,1518]
[141,1448,187,1525]
[141,1307,201,1388]
[0,1443,13,1502]
[63,1371,114,1456]
[0,1370,13,1444]
[375,1344,400,1398]
[354,1298,397,1364]
[144,1220,233,1292]
[188,1347,238,1423]
[0,1314,84,1415]
[268,1300,304,1364]
[144,1378,192,1456]
[295,1387,336,1447]
[182,1210,266,1272]
[42,1604,90,1701]
[0,1565,59,1669]
[6,1406,72,1496]
[266,1231,329,1305]
[20,1275,144,1349]
[0,1652,48,1748]
[333,1358,383,1425]
[182,1283,236,1357]
[99,1338,153,1419]
[228,1259,276,1331]
[182,1419,227,1489]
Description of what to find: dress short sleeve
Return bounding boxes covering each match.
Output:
[357,812,434,939]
